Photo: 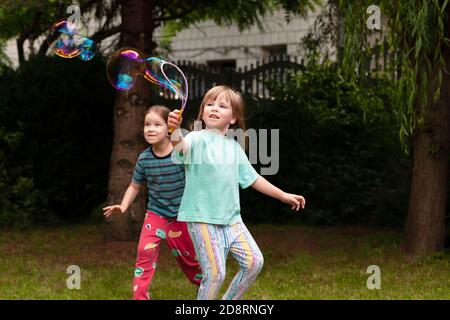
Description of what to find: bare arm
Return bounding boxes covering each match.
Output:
[103,182,142,217]
[250,176,306,211]
[168,109,189,155]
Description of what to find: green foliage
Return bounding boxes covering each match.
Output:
[0,0,106,40]
[0,55,115,225]
[0,127,48,228]
[241,62,410,226]
[0,0,121,65]
[338,0,450,154]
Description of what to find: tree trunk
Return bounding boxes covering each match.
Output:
[404,47,450,256]
[16,37,25,67]
[104,0,157,241]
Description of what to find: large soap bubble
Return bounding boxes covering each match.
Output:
[107,47,188,111]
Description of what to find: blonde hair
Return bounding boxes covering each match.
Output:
[195,85,246,131]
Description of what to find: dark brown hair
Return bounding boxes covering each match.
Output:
[145,105,171,123]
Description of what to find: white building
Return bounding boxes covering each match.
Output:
[156,9,320,69]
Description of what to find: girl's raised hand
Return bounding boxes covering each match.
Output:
[102,204,125,218]
[281,193,306,211]
[168,109,182,131]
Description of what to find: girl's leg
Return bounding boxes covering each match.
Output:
[187,222,227,300]
[132,211,165,300]
[165,219,203,286]
[222,222,264,300]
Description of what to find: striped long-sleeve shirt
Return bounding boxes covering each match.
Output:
[133,146,185,218]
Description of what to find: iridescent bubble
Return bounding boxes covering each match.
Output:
[106,47,188,111]
[50,20,81,58]
[79,38,96,61]
[48,20,96,61]
[106,48,146,91]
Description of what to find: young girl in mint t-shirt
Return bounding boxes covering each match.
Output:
[168,85,305,300]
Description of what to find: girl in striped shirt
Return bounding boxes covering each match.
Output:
[103,105,202,300]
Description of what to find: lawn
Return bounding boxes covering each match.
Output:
[0,223,449,300]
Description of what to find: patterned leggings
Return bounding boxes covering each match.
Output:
[187,221,264,300]
[133,211,202,300]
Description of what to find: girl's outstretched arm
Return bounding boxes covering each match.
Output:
[103,182,142,217]
[250,176,306,211]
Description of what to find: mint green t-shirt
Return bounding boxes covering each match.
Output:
[172,129,259,225]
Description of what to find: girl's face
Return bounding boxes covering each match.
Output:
[202,93,236,132]
[144,111,168,144]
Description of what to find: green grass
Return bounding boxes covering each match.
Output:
[0,224,449,299]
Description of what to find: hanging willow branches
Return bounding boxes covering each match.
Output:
[338,0,450,153]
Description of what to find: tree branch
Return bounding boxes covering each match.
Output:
[99,0,120,31]
[16,37,25,66]
[154,2,206,23]
[91,25,121,43]
[37,2,66,57]
[17,9,44,65]
[39,1,120,57]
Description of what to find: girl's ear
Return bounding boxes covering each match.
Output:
[230,117,236,125]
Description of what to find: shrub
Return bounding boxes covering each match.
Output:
[0,127,48,228]
[0,55,115,224]
[241,62,410,226]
